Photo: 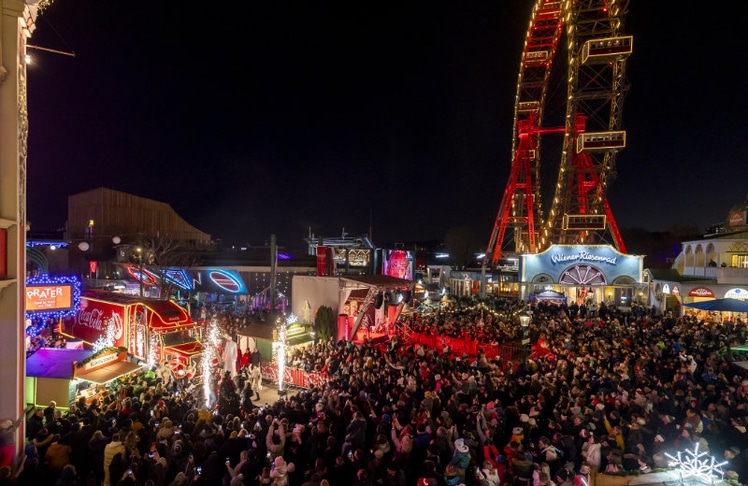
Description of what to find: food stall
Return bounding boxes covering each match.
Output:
[25,347,142,408]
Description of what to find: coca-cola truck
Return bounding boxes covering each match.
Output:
[62,290,203,372]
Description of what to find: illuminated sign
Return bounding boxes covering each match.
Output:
[164,269,191,291]
[689,286,714,298]
[522,244,642,286]
[724,288,748,300]
[80,351,119,371]
[208,269,245,293]
[25,274,81,318]
[550,250,617,266]
[663,284,671,295]
[728,210,746,227]
[62,298,126,347]
[348,249,371,267]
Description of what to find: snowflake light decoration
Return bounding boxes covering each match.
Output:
[92,317,117,352]
[665,443,727,484]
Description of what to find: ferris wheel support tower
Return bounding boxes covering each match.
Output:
[484,0,632,267]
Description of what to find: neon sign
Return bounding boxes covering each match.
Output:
[164,268,192,291]
[689,286,714,298]
[25,274,81,318]
[550,250,617,265]
[208,269,245,293]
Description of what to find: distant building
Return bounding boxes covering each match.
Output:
[647,195,748,315]
[64,187,213,279]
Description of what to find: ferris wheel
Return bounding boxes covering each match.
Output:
[485,0,632,265]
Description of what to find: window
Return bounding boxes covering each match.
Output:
[731,254,748,268]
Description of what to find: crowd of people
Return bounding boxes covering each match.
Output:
[7,298,748,486]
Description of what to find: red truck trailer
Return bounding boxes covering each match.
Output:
[61,290,203,372]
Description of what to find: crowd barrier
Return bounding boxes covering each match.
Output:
[258,331,535,389]
[260,363,329,390]
[406,331,527,363]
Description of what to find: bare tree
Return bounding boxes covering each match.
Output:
[134,233,201,300]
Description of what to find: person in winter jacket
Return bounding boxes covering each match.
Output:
[265,419,286,460]
[269,456,295,486]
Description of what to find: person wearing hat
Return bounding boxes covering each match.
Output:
[724,446,748,484]
[449,438,471,482]
[0,416,23,469]
[269,455,295,486]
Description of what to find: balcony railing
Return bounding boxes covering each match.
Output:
[682,266,748,284]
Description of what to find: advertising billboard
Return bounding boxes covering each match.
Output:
[25,275,81,318]
[382,249,413,280]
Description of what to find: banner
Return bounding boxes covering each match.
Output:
[317,246,328,276]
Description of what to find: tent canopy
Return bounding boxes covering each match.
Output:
[684,298,748,313]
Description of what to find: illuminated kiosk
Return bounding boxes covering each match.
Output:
[518,244,644,311]
[25,348,141,409]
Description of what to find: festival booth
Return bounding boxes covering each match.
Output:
[291,274,412,342]
[236,323,322,390]
[25,348,142,408]
[236,321,315,363]
[337,275,412,342]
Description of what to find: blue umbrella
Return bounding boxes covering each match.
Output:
[683,298,748,312]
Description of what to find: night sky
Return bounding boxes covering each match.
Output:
[26,1,748,249]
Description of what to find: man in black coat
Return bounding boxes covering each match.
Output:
[26,408,44,442]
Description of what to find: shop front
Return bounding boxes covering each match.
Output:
[520,244,644,311]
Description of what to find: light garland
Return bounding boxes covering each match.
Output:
[665,443,727,484]
[201,318,221,407]
[92,316,117,352]
[148,333,159,368]
[135,326,145,359]
[25,274,81,319]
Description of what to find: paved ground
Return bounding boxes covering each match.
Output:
[253,382,299,407]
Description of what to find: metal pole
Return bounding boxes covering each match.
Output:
[270,234,277,318]
[139,251,144,297]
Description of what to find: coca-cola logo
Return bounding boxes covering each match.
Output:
[76,307,124,341]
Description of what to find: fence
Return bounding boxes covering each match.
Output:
[259,331,528,389]
[407,332,526,363]
[260,363,329,390]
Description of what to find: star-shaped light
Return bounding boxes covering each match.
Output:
[665,443,727,484]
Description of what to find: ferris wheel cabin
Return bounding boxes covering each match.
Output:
[581,35,633,64]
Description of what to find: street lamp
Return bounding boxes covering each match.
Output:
[518,310,531,363]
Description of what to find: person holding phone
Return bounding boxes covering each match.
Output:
[184,452,198,480]
[266,419,286,460]
[227,450,250,481]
